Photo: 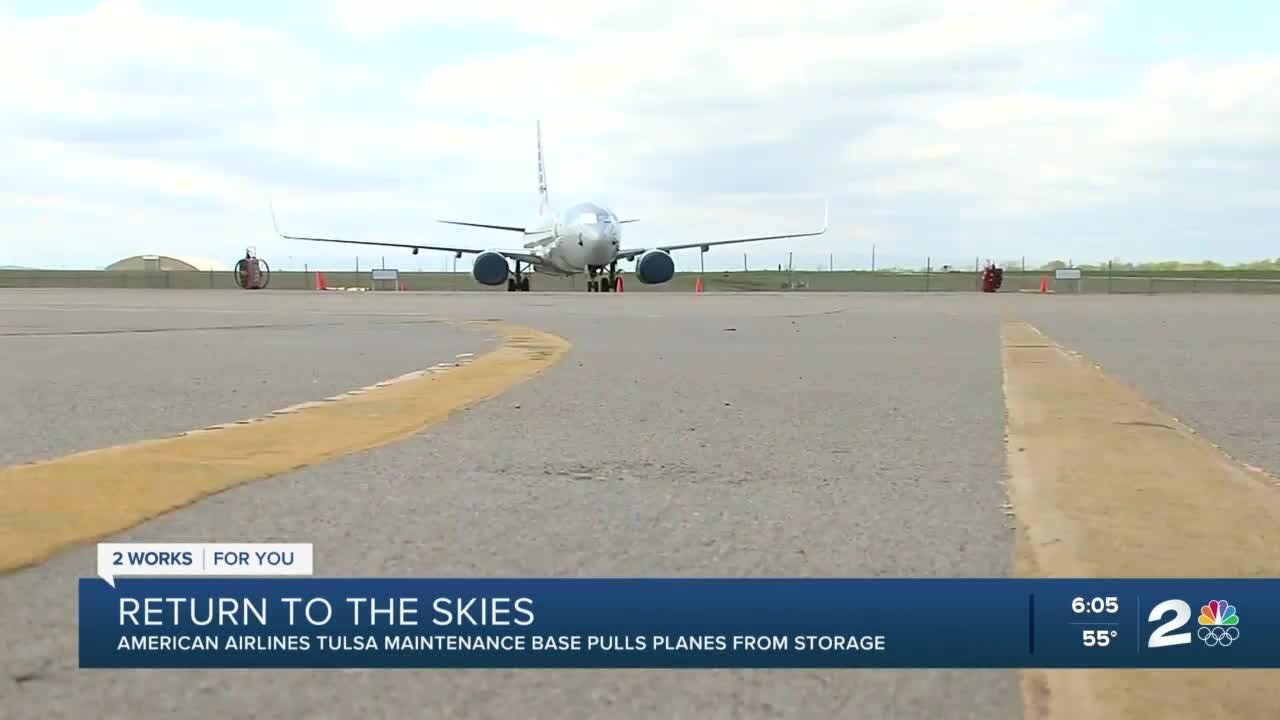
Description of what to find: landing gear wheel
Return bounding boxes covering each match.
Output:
[519,277,530,292]
[507,278,517,292]
[587,279,597,292]
[606,261,618,293]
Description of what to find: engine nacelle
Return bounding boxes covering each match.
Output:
[635,249,675,285]
[471,251,510,286]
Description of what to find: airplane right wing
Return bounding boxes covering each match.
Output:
[270,204,543,266]
[437,220,526,232]
[438,216,557,250]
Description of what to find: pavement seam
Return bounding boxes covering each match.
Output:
[0,321,570,575]
[1002,318,1280,720]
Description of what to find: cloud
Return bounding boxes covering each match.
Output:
[400,1,1107,209]
[327,0,686,38]
[0,0,485,266]
[379,0,1279,265]
[0,0,1277,271]
[846,56,1280,216]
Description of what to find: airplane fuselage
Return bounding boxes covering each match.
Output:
[522,202,623,276]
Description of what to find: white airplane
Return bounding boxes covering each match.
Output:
[271,122,828,292]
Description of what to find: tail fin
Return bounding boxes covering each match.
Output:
[536,120,550,216]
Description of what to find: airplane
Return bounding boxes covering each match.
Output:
[270,122,828,292]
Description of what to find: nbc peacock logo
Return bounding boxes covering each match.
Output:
[1196,600,1240,647]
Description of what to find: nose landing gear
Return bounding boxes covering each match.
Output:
[507,261,531,292]
[586,261,619,292]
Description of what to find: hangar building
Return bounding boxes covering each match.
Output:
[105,255,228,272]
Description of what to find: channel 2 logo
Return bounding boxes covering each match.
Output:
[1147,599,1241,648]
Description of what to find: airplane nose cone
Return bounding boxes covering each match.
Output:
[581,227,615,265]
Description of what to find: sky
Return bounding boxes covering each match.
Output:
[1,0,1277,272]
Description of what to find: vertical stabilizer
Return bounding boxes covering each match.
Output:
[536,120,550,216]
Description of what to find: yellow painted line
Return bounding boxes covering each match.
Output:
[0,321,570,574]
[1002,320,1280,720]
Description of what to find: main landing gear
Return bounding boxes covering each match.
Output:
[586,261,619,292]
[507,261,531,292]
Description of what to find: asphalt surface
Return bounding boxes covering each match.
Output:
[1017,294,1280,478]
[0,289,498,465]
[12,288,1235,720]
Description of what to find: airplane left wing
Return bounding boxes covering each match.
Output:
[270,204,543,265]
[615,199,828,260]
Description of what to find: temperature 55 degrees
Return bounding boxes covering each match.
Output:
[1082,629,1119,648]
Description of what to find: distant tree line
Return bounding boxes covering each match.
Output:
[884,258,1280,273]
[1019,258,1280,272]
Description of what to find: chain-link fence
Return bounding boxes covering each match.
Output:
[6,268,1280,293]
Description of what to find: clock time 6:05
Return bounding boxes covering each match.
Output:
[1073,596,1119,614]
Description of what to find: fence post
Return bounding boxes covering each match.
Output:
[1107,261,1113,294]
[925,257,931,292]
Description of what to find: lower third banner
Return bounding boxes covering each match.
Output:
[79,578,1279,668]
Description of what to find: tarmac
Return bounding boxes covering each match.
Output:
[0,292,501,466]
[1014,296,1280,476]
[1,289,1278,720]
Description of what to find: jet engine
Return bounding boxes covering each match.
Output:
[635,249,675,285]
[471,251,510,286]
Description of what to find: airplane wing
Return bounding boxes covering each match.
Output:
[269,204,543,265]
[438,220,526,232]
[614,200,828,261]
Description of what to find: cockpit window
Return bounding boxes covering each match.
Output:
[565,204,611,226]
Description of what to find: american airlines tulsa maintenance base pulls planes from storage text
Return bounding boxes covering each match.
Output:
[271,123,829,292]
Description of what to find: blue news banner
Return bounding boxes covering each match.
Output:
[79,579,1279,669]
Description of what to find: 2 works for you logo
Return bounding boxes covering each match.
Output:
[1197,600,1240,647]
[95,543,313,587]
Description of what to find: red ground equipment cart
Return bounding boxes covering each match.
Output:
[980,263,1003,293]
[235,248,271,290]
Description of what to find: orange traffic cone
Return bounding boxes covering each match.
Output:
[1039,275,1048,293]
[316,271,328,291]
[695,275,704,294]
[615,276,624,292]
